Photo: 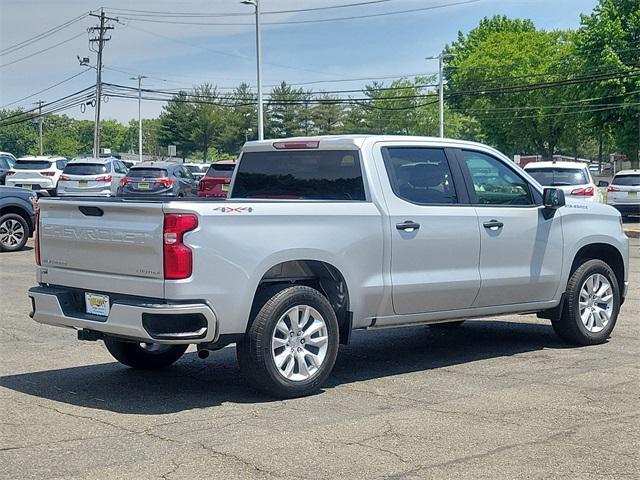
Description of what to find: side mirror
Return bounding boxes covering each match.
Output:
[543,188,565,209]
[597,180,609,187]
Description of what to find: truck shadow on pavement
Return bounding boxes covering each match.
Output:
[0,320,572,414]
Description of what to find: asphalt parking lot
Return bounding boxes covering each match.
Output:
[1,240,639,480]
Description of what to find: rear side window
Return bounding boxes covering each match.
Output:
[612,174,640,186]
[63,163,108,175]
[382,147,458,204]
[127,168,167,178]
[56,160,68,170]
[232,150,365,200]
[0,157,10,169]
[14,160,52,170]
[462,150,533,206]
[206,163,235,178]
[526,168,588,186]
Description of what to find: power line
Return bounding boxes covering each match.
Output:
[115,0,480,26]
[0,12,89,56]
[0,32,86,69]
[0,69,92,109]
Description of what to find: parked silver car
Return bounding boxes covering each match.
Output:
[57,157,129,197]
[607,169,640,218]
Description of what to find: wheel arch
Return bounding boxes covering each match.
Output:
[250,259,352,344]
[0,204,33,234]
[570,243,625,298]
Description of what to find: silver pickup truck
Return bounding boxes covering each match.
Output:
[29,136,630,398]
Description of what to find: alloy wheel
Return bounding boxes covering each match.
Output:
[578,273,614,333]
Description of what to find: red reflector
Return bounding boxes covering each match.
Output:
[34,207,41,266]
[163,213,198,280]
[58,175,70,181]
[42,171,55,176]
[570,186,594,196]
[95,175,112,182]
[272,140,319,150]
[607,186,620,192]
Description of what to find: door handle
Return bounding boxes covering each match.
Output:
[396,220,420,231]
[483,219,504,229]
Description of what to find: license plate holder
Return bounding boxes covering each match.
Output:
[137,182,150,190]
[21,184,32,190]
[222,183,230,192]
[629,191,637,198]
[85,292,110,317]
[79,180,88,187]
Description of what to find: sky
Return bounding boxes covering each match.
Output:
[0,0,599,123]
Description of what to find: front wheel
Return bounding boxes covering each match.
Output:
[552,259,620,345]
[104,338,188,369]
[0,213,29,252]
[237,285,339,398]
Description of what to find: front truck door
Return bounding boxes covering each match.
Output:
[457,149,563,307]
[376,145,481,315]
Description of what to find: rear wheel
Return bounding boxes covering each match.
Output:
[552,259,620,345]
[104,338,188,369]
[0,213,29,252]
[237,285,339,398]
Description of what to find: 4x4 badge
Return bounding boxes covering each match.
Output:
[212,206,254,213]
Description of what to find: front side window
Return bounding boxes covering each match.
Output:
[382,147,458,204]
[462,150,533,206]
[232,150,365,200]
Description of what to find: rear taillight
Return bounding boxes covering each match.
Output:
[34,206,41,266]
[42,171,55,177]
[607,186,620,192]
[163,213,198,280]
[59,175,70,181]
[571,186,594,196]
[198,177,214,192]
[95,175,112,182]
[120,177,131,185]
[7,171,15,176]
[157,178,175,188]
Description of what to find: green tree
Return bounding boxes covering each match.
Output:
[267,82,309,138]
[218,82,256,155]
[159,91,196,159]
[311,94,345,135]
[576,0,640,167]
[190,83,226,162]
[0,109,38,157]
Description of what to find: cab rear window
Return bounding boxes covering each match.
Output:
[63,163,108,175]
[231,150,365,200]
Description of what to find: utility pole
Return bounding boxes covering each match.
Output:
[88,8,117,158]
[426,52,455,138]
[131,75,147,162]
[241,0,264,140]
[34,100,44,155]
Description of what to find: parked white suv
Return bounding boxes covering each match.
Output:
[5,156,68,195]
[524,161,604,203]
[29,136,629,398]
[57,157,129,197]
[606,169,640,218]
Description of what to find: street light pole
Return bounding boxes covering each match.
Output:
[242,0,264,140]
[131,75,147,162]
[426,52,454,138]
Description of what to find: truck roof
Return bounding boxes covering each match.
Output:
[242,135,505,152]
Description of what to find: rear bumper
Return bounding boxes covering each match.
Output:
[57,189,112,197]
[28,286,218,344]
[6,179,56,191]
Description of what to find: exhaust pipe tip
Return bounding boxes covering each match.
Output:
[197,349,210,359]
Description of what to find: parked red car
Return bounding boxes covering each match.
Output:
[197,160,236,198]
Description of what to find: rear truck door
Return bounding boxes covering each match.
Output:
[375,143,481,315]
[456,149,563,306]
[37,199,165,298]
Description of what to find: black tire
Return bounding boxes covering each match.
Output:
[0,213,29,252]
[104,338,188,370]
[551,259,620,346]
[237,285,339,398]
[429,320,465,328]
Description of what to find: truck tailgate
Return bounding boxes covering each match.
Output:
[38,199,165,297]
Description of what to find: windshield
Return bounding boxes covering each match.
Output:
[127,168,167,178]
[14,160,52,170]
[612,174,640,186]
[184,165,204,173]
[526,167,588,186]
[63,163,108,175]
[232,150,365,200]
[206,163,235,178]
